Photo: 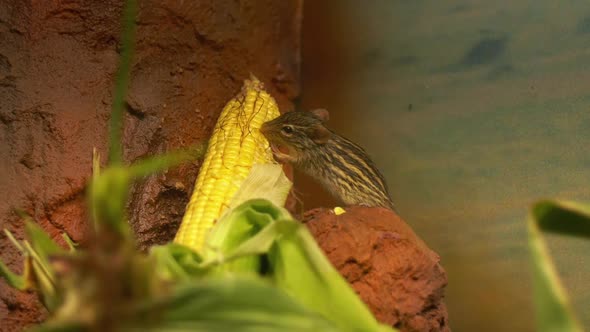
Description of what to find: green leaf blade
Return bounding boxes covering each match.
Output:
[0,260,26,290]
[528,200,586,332]
[25,222,64,259]
[270,225,386,332]
[127,277,340,332]
[108,0,137,165]
[127,145,206,179]
[532,200,590,239]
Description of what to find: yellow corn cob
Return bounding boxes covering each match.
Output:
[174,75,280,251]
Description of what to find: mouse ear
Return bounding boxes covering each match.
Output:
[310,124,331,144]
[311,109,330,122]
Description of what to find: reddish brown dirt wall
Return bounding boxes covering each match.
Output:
[0,1,302,330]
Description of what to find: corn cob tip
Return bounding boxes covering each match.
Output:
[245,74,265,91]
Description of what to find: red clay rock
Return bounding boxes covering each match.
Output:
[305,207,450,332]
[0,1,302,330]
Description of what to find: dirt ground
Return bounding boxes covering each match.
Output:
[306,207,449,332]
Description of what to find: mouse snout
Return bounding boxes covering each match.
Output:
[259,122,272,137]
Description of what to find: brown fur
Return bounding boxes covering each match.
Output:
[260,110,395,210]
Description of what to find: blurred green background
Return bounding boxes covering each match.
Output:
[298,1,590,331]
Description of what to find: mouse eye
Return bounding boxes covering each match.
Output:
[281,125,294,136]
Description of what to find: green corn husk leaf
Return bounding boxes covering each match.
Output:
[150,243,205,282]
[202,164,292,274]
[528,200,587,332]
[203,217,298,269]
[203,200,278,274]
[203,199,393,332]
[125,276,340,332]
[148,214,292,282]
[149,164,293,279]
[228,164,292,210]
